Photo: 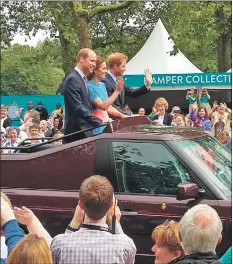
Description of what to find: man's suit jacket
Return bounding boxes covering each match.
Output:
[44,129,53,138]
[63,69,102,143]
[23,109,40,124]
[153,112,173,126]
[101,72,150,115]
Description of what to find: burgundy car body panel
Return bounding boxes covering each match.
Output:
[1,141,96,190]
[116,194,221,255]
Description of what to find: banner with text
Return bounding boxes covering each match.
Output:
[124,72,232,88]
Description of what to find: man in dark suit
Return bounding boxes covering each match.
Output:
[101,52,153,116]
[63,48,102,143]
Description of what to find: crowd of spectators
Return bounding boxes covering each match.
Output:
[135,87,231,150]
[0,102,64,152]
[1,175,231,264]
[0,85,231,152]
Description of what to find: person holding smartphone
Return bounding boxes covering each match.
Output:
[50,176,136,264]
[211,100,231,141]
[199,88,211,114]
[186,88,198,113]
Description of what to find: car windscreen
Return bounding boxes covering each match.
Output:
[176,135,231,199]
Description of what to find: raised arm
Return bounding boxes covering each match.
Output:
[189,108,198,122]
[125,69,152,98]
[211,101,218,118]
[107,105,128,118]
[223,103,232,119]
[198,88,202,104]
[14,206,52,246]
[90,79,124,111]
[1,197,25,255]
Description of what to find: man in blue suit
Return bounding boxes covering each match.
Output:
[63,48,102,143]
[102,52,153,116]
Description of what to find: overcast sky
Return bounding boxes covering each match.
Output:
[11,29,50,46]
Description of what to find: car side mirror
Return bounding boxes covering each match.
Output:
[176,182,201,201]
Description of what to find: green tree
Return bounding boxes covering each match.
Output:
[1,1,231,75]
[1,42,64,95]
[162,1,231,72]
[1,1,168,74]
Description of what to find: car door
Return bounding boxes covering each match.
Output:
[109,140,220,264]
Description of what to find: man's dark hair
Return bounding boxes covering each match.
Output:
[218,98,225,104]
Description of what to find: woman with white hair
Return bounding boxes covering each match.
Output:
[2,127,20,154]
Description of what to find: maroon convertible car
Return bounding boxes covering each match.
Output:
[1,117,231,264]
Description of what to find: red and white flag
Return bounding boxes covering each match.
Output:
[15,108,23,117]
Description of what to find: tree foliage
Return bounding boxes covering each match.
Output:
[0,1,232,96]
[1,41,64,95]
[162,1,232,72]
[1,1,167,74]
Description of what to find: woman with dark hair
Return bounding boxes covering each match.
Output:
[88,57,127,135]
[189,105,211,132]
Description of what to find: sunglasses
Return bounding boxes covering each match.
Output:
[173,110,181,114]
[163,219,174,229]
[161,219,183,252]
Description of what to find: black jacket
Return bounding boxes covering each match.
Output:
[35,107,49,121]
[44,129,53,138]
[2,117,12,128]
[169,253,221,264]
[101,72,149,116]
[63,69,102,143]
[152,112,173,126]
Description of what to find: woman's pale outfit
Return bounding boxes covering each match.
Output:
[211,109,231,140]
[2,139,20,153]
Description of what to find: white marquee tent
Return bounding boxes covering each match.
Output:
[124,19,231,90]
[125,19,202,75]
